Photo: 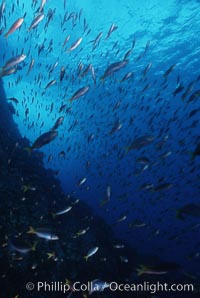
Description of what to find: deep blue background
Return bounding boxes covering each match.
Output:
[1,0,200,275]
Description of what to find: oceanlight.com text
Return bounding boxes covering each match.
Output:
[109,281,194,294]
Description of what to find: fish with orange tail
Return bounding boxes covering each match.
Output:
[69,86,89,103]
[4,17,24,38]
[84,247,99,261]
[24,130,58,155]
[28,13,44,31]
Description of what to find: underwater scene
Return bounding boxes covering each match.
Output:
[0,0,200,297]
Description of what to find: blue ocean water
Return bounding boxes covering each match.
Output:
[1,0,200,296]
